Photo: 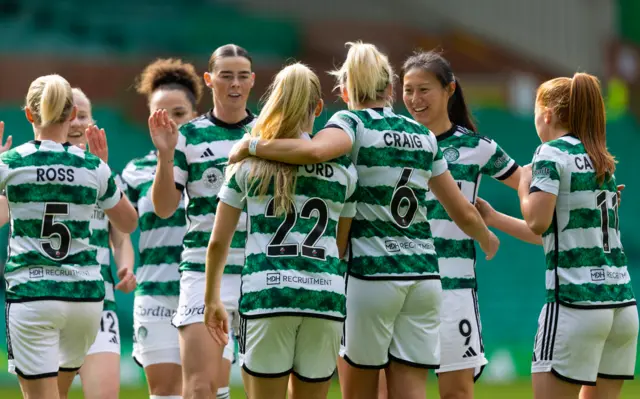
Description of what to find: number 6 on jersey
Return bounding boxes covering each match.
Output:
[391,167,418,228]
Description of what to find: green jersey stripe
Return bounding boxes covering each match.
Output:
[89,229,109,248]
[183,231,213,249]
[187,160,226,184]
[546,247,626,270]
[353,111,424,134]
[244,253,345,276]
[100,265,115,284]
[240,287,345,316]
[426,200,449,221]
[103,301,117,311]
[139,209,186,232]
[349,219,431,240]
[356,146,433,170]
[5,280,105,301]
[349,253,438,277]
[351,185,428,209]
[186,197,219,217]
[136,281,180,297]
[532,160,560,181]
[2,151,100,170]
[5,250,98,272]
[564,208,617,231]
[447,163,481,183]
[182,123,248,146]
[544,139,585,154]
[570,172,617,193]
[12,219,91,240]
[249,216,337,239]
[433,238,475,259]
[231,231,246,249]
[7,183,97,204]
[140,246,183,267]
[441,277,476,290]
[174,148,188,173]
[547,284,635,304]
[99,176,118,202]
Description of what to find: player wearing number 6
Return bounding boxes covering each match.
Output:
[226,42,499,399]
[204,63,357,399]
[480,73,638,399]
[1,74,138,399]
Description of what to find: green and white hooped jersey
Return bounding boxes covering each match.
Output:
[121,152,185,298]
[1,140,121,303]
[530,135,635,308]
[427,125,517,290]
[90,203,115,311]
[218,156,358,320]
[326,107,447,280]
[174,110,255,275]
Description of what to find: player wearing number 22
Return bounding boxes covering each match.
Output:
[1,74,137,399]
[226,42,499,399]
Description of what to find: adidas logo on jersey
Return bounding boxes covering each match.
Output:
[109,335,119,345]
[201,148,214,158]
[462,347,478,358]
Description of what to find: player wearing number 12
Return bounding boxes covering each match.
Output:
[1,75,137,399]
[488,73,638,399]
[226,42,499,399]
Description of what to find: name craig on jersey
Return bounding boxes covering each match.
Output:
[36,167,74,182]
[574,155,594,171]
[383,131,423,148]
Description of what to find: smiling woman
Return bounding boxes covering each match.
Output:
[147,44,256,399]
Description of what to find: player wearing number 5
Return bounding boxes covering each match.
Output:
[205,63,357,399]
[1,75,138,399]
[226,42,499,399]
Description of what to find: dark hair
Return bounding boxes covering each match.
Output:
[402,51,476,132]
[208,44,252,72]
[136,58,203,110]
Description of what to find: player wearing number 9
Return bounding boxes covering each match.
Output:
[0,74,138,399]
[487,73,638,399]
[204,63,358,399]
[225,42,499,399]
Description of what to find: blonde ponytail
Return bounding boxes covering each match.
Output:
[243,63,322,215]
[25,74,74,127]
[329,41,394,109]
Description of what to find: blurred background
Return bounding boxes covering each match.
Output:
[1,0,640,396]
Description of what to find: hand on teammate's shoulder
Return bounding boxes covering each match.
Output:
[0,121,13,155]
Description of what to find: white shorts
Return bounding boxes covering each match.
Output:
[172,271,241,362]
[132,295,180,367]
[86,310,121,356]
[5,301,102,379]
[532,302,638,385]
[340,277,442,369]
[239,316,342,381]
[436,289,488,377]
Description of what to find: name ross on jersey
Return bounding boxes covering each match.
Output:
[383,132,423,148]
[36,167,74,182]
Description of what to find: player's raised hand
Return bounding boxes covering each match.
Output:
[617,184,625,206]
[0,121,13,154]
[148,109,179,155]
[86,125,108,163]
[204,300,229,347]
[115,267,137,293]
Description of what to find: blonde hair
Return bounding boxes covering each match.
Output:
[25,74,74,127]
[537,73,615,184]
[244,63,321,215]
[329,41,394,109]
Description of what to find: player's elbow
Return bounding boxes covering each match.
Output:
[307,146,325,164]
[527,218,550,236]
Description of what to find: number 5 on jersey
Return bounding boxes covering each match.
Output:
[41,202,71,260]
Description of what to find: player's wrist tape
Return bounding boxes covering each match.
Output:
[248,138,259,156]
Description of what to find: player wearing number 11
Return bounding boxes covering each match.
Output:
[483,73,638,399]
[1,74,138,399]
[226,42,499,399]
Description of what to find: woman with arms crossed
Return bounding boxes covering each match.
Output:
[228,42,499,399]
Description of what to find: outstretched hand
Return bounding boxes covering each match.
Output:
[0,121,13,154]
[148,109,179,155]
[86,125,108,163]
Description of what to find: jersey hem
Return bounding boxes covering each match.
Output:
[292,369,335,383]
[5,296,105,303]
[242,364,292,379]
[554,299,637,310]
[598,373,635,380]
[14,368,58,380]
[550,367,596,386]
[238,311,345,322]
[347,273,440,281]
[341,354,388,370]
[388,353,439,370]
